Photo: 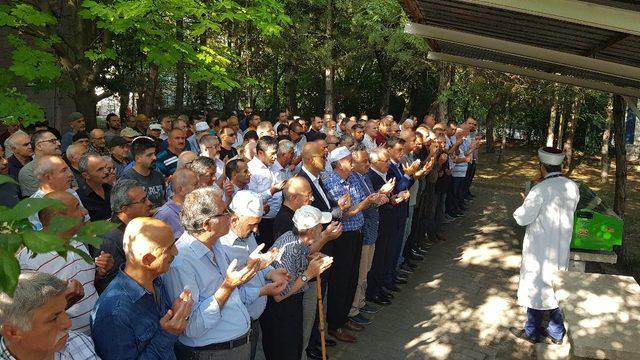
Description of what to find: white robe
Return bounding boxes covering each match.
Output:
[513,174,580,310]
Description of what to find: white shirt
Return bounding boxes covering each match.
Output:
[362,133,377,151]
[247,157,275,202]
[301,166,331,209]
[18,241,98,334]
[233,131,244,148]
[266,160,293,219]
[513,174,580,310]
[219,230,272,319]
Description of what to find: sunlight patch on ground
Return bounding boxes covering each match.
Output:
[459,241,521,270]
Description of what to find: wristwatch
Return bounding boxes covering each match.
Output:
[301,274,309,283]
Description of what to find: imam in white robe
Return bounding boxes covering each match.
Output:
[513,174,580,310]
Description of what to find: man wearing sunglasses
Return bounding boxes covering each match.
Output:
[18,130,62,197]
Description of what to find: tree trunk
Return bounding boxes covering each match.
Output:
[400,89,413,121]
[143,63,159,116]
[612,94,627,221]
[323,0,334,116]
[175,19,185,113]
[195,33,208,110]
[497,125,508,163]
[272,57,280,119]
[563,90,584,171]
[485,94,503,153]
[378,69,392,116]
[436,63,452,122]
[601,94,613,183]
[546,92,558,147]
[119,90,130,120]
[74,90,98,130]
[284,70,298,115]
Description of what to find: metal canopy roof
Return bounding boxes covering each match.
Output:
[401,0,640,97]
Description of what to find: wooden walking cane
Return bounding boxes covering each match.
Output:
[316,275,327,360]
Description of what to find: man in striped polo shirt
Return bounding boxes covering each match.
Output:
[18,191,114,334]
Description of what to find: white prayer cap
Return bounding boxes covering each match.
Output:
[229,190,263,218]
[195,121,210,133]
[403,119,414,127]
[149,123,162,131]
[538,147,565,166]
[293,205,332,230]
[328,146,351,163]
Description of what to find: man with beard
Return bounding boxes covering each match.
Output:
[121,137,166,209]
[61,112,86,153]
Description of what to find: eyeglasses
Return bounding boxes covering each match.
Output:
[327,142,339,145]
[128,196,148,206]
[37,138,60,145]
[211,208,232,219]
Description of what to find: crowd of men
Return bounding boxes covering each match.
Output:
[0,109,481,360]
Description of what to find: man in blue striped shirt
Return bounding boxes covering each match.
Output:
[321,146,384,343]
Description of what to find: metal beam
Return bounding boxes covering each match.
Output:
[457,0,640,37]
[406,23,640,82]
[426,52,640,98]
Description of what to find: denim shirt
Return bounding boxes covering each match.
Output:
[90,269,177,360]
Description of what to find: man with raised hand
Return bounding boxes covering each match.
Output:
[162,187,277,359]
[220,190,290,360]
[91,217,193,359]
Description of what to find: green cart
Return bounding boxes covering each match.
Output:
[570,183,623,252]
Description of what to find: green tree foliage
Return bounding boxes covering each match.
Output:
[0,175,116,296]
[0,0,289,126]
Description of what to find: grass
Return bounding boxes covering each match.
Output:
[474,143,640,278]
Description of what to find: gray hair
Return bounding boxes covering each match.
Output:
[188,156,216,176]
[176,151,197,170]
[34,155,60,181]
[6,130,29,150]
[277,139,295,155]
[180,187,224,234]
[78,153,101,173]
[0,272,67,332]
[111,178,143,213]
[198,134,218,147]
[65,143,86,161]
[369,147,388,162]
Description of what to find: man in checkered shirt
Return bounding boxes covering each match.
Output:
[0,272,98,359]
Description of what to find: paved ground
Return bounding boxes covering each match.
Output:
[326,184,537,360]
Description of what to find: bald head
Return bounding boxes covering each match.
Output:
[122,217,174,264]
[176,151,197,170]
[282,176,313,209]
[39,191,87,236]
[171,167,199,200]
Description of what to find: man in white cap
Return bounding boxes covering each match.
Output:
[510,147,580,345]
[219,190,289,360]
[187,121,210,154]
[261,205,335,360]
[322,146,386,342]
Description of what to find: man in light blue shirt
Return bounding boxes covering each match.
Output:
[219,190,289,360]
[162,187,280,360]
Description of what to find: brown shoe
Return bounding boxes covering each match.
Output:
[328,328,357,343]
[345,320,365,332]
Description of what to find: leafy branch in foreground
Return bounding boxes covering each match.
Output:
[0,175,116,296]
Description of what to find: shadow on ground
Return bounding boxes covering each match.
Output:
[329,184,535,360]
